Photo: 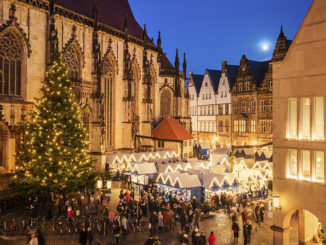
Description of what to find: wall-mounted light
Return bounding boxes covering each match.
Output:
[97,180,103,189]
[107,180,112,189]
[273,196,281,210]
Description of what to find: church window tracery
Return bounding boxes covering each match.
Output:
[0,31,23,96]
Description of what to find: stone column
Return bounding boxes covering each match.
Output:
[271,225,290,245]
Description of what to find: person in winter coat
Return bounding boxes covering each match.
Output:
[162,211,171,231]
[193,232,203,245]
[29,233,38,245]
[194,209,201,229]
[179,210,187,231]
[200,232,206,245]
[232,222,239,244]
[79,226,88,245]
[243,223,249,245]
[67,206,74,228]
[208,231,216,245]
[149,211,158,236]
[88,227,94,245]
[191,196,198,210]
[113,223,120,245]
[255,204,260,223]
[158,212,164,232]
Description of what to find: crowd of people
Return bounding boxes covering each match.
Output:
[21,181,267,245]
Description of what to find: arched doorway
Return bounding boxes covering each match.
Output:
[287,209,324,244]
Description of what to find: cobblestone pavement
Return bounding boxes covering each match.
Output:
[0,182,301,244]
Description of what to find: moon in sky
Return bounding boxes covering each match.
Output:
[262,44,269,51]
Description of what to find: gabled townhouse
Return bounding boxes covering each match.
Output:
[231,27,290,146]
[216,62,239,147]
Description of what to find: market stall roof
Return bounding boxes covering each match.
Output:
[220,157,231,166]
[245,159,256,169]
[211,165,228,174]
[210,154,229,164]
[106,154,120,165]
[156,173,201,188]
[131,162,157,175]
[153,118,193,141]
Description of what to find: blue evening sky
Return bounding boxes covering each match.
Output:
[129,0,313,74]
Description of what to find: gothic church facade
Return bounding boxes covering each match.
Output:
[0,0,190,173]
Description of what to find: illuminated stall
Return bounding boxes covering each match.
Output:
[156,173,202,201]
[128,162,157,195]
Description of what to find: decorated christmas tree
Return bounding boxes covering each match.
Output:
[15,52,96,198]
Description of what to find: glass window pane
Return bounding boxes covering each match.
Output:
[288,98,298,138]
[4,59,9,94]
[315,151,324,182]
[301,98,310,138]
[302,150,310,180]
[16,61,21,95]
[10,61,15,95]
[288,149,297,177]
[0,57,2,94]
[314,97,324,139]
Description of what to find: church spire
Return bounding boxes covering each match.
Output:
[124,14,129,36]
[183,52,187,80]
[92,0,98,29]
[47,0,58,68]
[272,25,290,62]
[175,49,180,72]
[157,31,161,49]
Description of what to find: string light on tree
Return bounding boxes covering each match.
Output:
[14,51,97,198]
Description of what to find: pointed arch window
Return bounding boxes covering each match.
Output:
[160,88,172,118]
[0,31,23,96]
[63,45,81,82]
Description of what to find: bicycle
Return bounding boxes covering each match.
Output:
[58,216,64,234]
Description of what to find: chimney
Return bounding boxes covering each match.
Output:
[222,61,227,71]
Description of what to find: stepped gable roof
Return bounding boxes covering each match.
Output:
[161,54,174,70]
[206,69,221,92]
[225,65,239,88]
[247,59,270,86]
[54,0,149,41]
[191,74,204,94]
[153,118,193,141]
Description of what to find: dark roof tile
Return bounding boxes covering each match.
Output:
[191,74,204,94]
[226,65,239,88]
[247,60,270,86]
[206,69,221,92]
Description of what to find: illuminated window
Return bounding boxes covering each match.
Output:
[239,120,246,132]
[314,97,324,140]
[288,149,297,178]
[251,120,256,133]
[315,151,324,182]
[238,83,243,92]
[288,98,298,138]
[302,150,310,180]
[250,101,255,113]
[234,120,239,132]
[301,98,310,139]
